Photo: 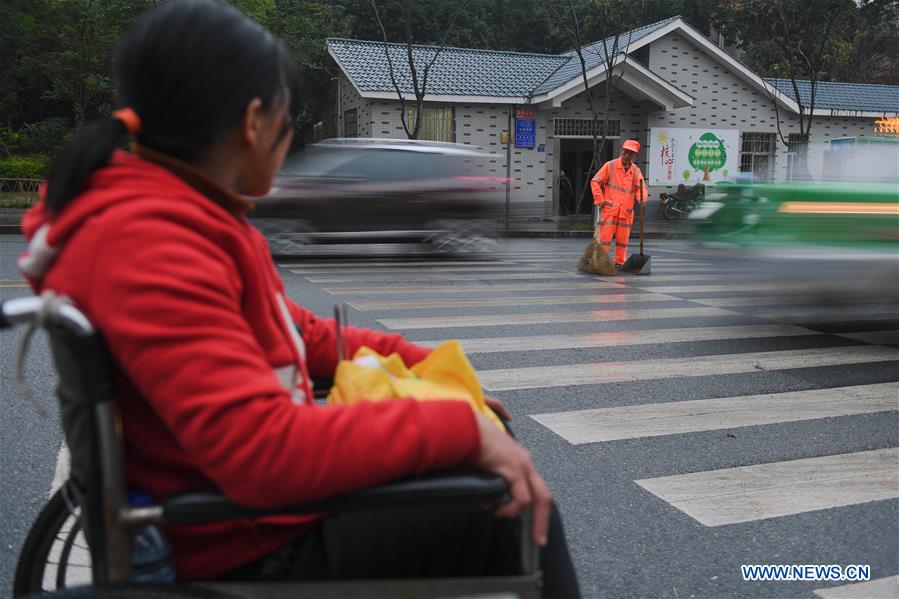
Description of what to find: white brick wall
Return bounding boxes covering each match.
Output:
[337,73,371,138]
[647,32,876,184]
[359,99,548,217]
[333,32,882,217]
[544,87,656,215]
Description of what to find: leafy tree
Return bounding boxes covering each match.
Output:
[1,0,895,162]
[830,0,899,84]
[228,0,351,143]
[714,0,857,177]
[2,1,156,129]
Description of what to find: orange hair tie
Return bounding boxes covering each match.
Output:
[112,108,141,136]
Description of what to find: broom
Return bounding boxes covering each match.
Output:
[577,237,616,275]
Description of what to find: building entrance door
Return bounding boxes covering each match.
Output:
[558,138,613,216]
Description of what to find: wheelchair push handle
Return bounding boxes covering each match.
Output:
[0,294,95,336]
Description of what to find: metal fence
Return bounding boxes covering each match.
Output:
[0,178,41,193]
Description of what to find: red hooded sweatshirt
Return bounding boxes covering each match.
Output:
[19,148,481,580]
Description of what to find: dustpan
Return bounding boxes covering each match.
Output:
[620,197,651,275]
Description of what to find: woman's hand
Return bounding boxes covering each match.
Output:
[474,413,552,546]
[485,396,512,421]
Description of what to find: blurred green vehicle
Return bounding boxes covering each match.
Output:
[688,140,899,301]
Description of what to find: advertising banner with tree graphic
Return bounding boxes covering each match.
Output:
[648,128,739,186]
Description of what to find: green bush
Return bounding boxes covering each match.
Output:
[19,118,72,155]
[0,192,39,208]
[0,127,23,154]
[0,119,72,157]
[0,155,50,180]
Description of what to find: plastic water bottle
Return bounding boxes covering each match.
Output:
[128,492,176,583]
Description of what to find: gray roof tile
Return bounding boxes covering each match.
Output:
[328,38,566,97]
[765,78,899,113]
[327,16,678,98]
[327,17,899,112]
[533,16,679,94]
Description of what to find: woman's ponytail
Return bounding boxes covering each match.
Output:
[44,117,129,215]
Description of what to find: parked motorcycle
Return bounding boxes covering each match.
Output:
[659,183,705,220]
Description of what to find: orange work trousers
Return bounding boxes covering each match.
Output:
[596,203,634,266]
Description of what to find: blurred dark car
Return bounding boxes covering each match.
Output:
[248,138,505,255]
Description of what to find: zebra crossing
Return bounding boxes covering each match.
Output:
[283,242,899,596]
[634,447,899,527]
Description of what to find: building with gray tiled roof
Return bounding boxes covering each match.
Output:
[533,16,681,95]
[325,16,899,217]
[327,38,567,98]
[764,79,899,115]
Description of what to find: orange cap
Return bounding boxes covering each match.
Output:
[621,139,641,153]
[112,108,141,136]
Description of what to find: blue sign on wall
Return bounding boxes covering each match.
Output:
[515,118,536,149]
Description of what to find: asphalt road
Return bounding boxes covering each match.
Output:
[1,236,897,598]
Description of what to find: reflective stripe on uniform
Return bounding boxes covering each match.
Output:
[606,182,635,193]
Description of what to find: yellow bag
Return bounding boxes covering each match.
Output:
[327,340,504,430]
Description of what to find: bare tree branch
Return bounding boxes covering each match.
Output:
[371,0,470,139]
[371,0,412,138]
[767,0,849,177]
[548,0,642,223]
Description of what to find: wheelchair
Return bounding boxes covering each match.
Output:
[2,293,541,598]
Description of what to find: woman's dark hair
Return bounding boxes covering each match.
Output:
[46,0,297,214]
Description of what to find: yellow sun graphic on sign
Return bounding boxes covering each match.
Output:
[656,131,669,143]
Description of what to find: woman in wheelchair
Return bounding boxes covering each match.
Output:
[17,0,579,596]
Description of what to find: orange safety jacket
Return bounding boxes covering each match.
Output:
[590,158,648,215]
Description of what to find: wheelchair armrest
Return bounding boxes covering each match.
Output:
[161,468,508,525]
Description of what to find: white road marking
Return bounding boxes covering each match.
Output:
[290,266,539,275]
[837,330,899,345]
[478,345,899,391]
[628,283,792,293]
[694,296,871,307]
[498,251,583,255]
[426,323,816,353]
[326,281,623,295]
[758,305,899,321]
[48,442,93,585]
[51,443,70,496]
[607,274,745,282]
[280,260,511,269]
[508,257,701,263]
[531,382,899,444]
[651,248,706,255]
[635,448,899,526]
[305,272,585,283]
[378,306,732,330]
[349,292,677,311]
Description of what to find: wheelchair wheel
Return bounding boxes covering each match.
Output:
[14,485,92,596]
